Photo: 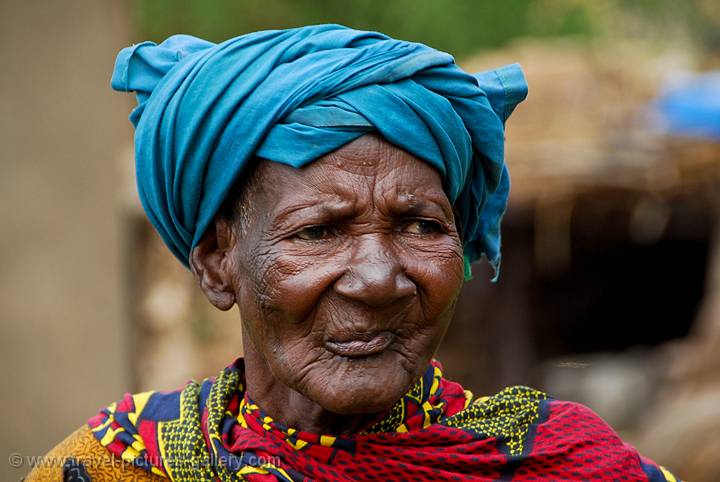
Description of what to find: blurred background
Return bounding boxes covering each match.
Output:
[2,0,719,480]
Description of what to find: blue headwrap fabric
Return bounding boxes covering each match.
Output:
[112,24,527,277]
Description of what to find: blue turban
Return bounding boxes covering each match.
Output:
[112,24,527,278]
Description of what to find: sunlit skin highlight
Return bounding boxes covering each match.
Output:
[190,134,464,435]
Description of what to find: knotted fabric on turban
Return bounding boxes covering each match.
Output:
[112,24,527,277]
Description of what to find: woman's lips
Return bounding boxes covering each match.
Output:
[324,331,394,358]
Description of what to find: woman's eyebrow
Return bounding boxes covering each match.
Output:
[271,198,356,227]
[391,195,454,220]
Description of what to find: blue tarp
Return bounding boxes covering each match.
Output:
[654,70,720,140]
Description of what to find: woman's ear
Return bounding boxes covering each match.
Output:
[190,217,236,311]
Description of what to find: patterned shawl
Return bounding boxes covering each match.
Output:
[89,359,679,481]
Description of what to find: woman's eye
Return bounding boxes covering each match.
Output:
[295,225,332,241]
[403,220,443,235]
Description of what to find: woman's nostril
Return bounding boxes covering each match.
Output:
[397,273,418,297]
[334,261,416,306]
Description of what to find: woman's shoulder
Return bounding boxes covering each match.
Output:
[24,425,163,481]
[453,386,681,481]
[24,384,192,481]
[530,395,681,482]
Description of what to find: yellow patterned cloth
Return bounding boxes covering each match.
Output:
[24,426,161,481]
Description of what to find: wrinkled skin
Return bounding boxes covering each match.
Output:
[191,134,464,434]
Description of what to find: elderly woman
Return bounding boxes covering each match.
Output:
[28,25,678,481]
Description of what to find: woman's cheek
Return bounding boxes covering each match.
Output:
[403,239,464,311]
[257,250,347,324]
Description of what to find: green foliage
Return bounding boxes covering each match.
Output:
[132,0,717,58]
[131,0,595,58]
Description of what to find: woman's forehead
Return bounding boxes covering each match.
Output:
[254,135,446,205]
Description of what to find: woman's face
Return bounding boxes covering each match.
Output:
[217,134,464,414]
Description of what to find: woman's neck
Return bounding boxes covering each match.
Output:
[241,331,382,435]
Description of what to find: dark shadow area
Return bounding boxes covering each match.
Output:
[439,189,712,394]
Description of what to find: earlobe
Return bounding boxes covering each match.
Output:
[190,218,237,311]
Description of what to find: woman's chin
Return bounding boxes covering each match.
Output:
[303,357,415,415]
[312,384,405,416]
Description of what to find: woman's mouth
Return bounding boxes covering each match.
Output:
[324,331,394,358]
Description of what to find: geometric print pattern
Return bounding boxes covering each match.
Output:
[88,358,681,481]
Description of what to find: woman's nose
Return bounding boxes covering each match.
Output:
[333,236,417,307]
